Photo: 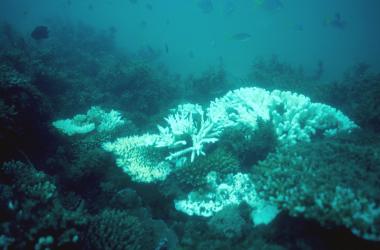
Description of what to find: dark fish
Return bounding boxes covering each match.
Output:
[31,26,49,40]
[223,1,235,16]
[325,12,346,29]
[256,0,283,11]
[140,20,147,29]
[165,44,169,54]
[198,0,213,14]
[88,4,94,10]
[311,60,324,81]
[231,32,251,41]
[109,26,117,35]
[294,23,304,31]
[145,3,153,10]
[129,0,138,4]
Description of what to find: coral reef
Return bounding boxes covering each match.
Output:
[0,161,86,249]
[319,64,380,133]
[85,209,155,250]
[209,87,357,146]
[220,120,277,168]
[174,171,260,217]
[1,19,380,250]
[185,66,232,104]
[53,106,125,136]
[252,134,380,240]
[0,70,52,163]
[247,56,323,94]
[155,103,227,163]
[86,208,177,250]
[162,146,240,195]
[102,134,171,183]
[207,205,248,239]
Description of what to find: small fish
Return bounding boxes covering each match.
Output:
[139,20,147,29]
[109,26,117,35]
[255,0,283,11]
[294,23,304,32]
[223,1,236,16]
[164,43,169,54]
[231,32,252,41]
[198,0,213,14]
[31,26,49,40]
[145,3,153,10]
[324,12,346,29]
[129,0,138,4]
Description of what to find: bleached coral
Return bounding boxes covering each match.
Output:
[209,87,357,146]
[269,89,357,146]
[52,115,95,136]
[149,87,357,165]
[208,87,272,128]
[52,106,125,136]
[86,106,125,133]
[102,86,357,184]
[102,134,171,183]
[174,171,259,217]
[155,103,227,163]
[174,171,280,225]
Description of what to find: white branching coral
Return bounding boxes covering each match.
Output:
[155,103,227,163]
[155,104,201,148]
[86,106,126,133]
[152,87,357,163]
[59,87,357,185]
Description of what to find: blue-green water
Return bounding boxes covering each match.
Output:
[2,0,380,80]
